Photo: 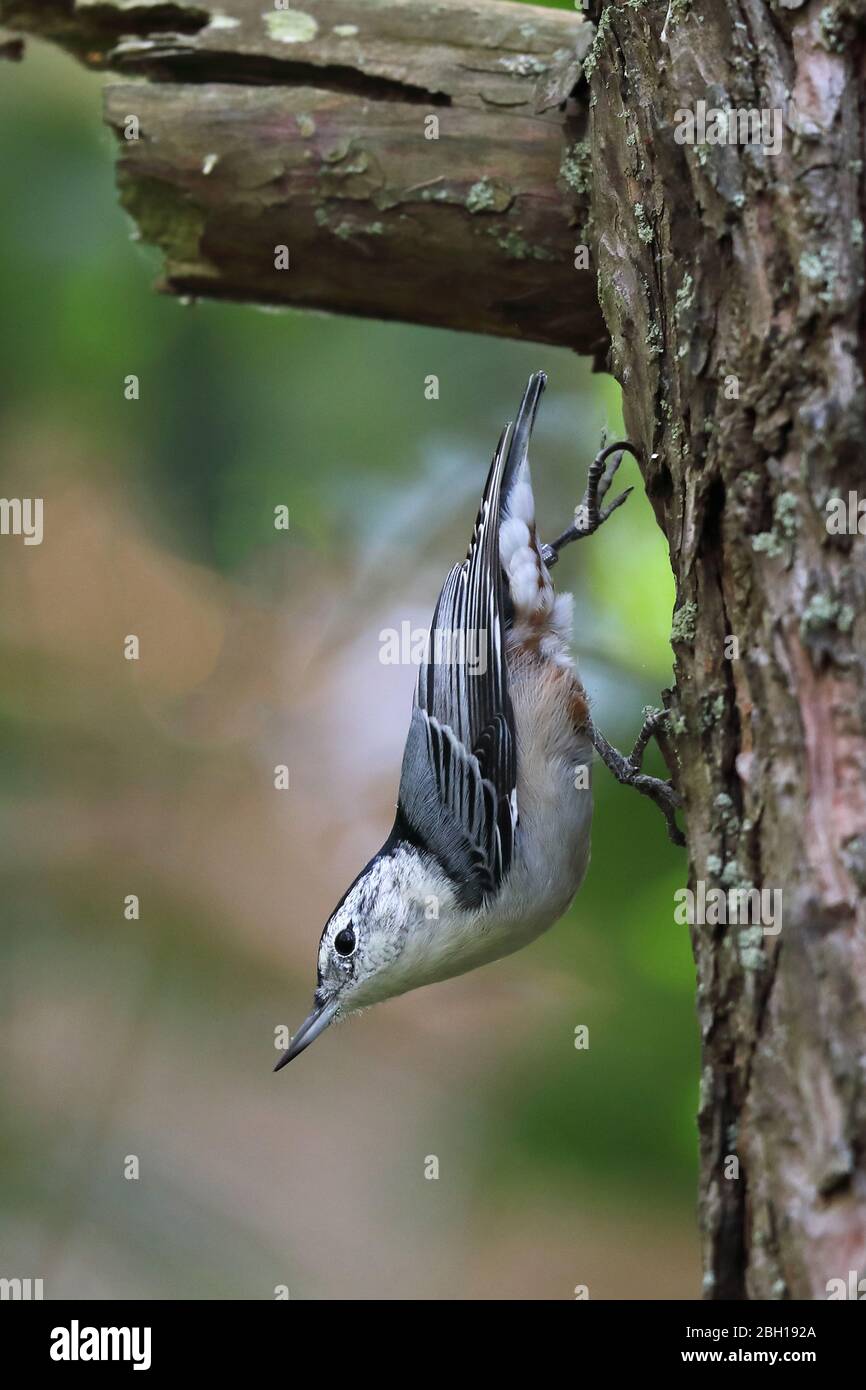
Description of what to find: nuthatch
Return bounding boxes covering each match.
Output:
[276,373,683,1069]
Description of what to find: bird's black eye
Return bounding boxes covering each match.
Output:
[333,925,356,957]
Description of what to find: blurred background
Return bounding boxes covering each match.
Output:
[0,11,699,1300]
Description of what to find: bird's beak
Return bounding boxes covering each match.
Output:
[274,996,339,1072]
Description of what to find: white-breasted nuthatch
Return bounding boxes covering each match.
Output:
[276,373,683,1069]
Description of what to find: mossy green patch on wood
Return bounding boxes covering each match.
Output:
[119,173,207,272]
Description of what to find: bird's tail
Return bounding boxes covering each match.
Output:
[498,374,573,666]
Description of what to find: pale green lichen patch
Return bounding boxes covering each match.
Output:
[560,141,592,198]
[316,209,386,240]
[321,150,369,178]
[737,925,765,972]
[675,272,695,321]
[333,24,359,37]
[646,321,663,356]
[265,10,318,44]
[752,530,784,557]
[799,247,837,304]
[818,4,845,52]
[800,593,854,636]
[752,491,799,556]
[634,203,654,243]
[700,693,726,729]
[775,492,799,538]
[715,793,740,833]
[498,54,548,77]
[671,600,698,644]
[465,179,513,215]
[484,224,556,261]
[721,859,749,889]
[583,4,615,82]
[296,114,316,138]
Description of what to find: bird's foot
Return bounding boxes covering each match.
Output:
[541,439,639,568]
[588,707,685,847]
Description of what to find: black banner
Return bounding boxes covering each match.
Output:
[2,1297,859,1373]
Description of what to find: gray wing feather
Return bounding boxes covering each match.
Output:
[397,426,518,910]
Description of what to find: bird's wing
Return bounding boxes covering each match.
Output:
[397,424,519,910]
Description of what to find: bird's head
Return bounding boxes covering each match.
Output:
[275,840,454,1069]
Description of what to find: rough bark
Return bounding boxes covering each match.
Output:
[1,0,604,349]
[589,0,866,1299]
[5,0,866,1302]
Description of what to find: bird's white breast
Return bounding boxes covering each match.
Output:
[392,652,593,992]
[480,651,593,952]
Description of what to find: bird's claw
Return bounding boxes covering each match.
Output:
[542,439,640,567]
[588,707,685,847]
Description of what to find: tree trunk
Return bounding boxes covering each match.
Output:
[5,0,866,1300]
[589,0,866,1299]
